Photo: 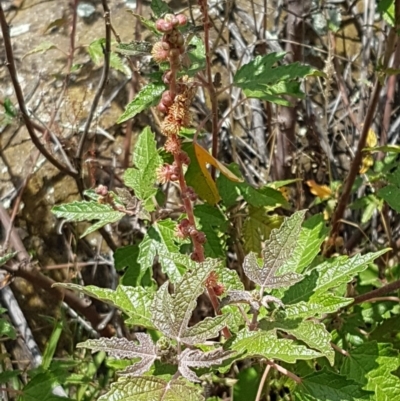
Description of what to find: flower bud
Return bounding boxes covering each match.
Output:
[151,41,170,63]
[161,90,174,107]
[95,184,108,196]
[164,13,179,26]
[155,18,173,33]
[176,14,188,26]
[157,102,168,114]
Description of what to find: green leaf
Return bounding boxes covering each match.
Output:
[233,367,260,401]
[230,329,322,363]
[377,0,395,27]
[350,195,384,224]
[21,371,74,401]
[260,318,334,365]
[125,11,158,35]
[3,98,16,118]
[115,245,141,286]
[243,208,283,254]
[284,293,353,318]
[118,83,166,123]
[234,53,323,105]
[194,204,227,258]
[78,334,157,376]
[378,185,400,213]
[0,251,17,266]
[52,283,155,328]
[0,370,21,384]
[123,127,162,202]
[150,0,172,18]
[365,144,400,153]
[184,35,206,77]
[152,259,229,344]
[216,163,241,208]
[0,317,16,339]
[243,211,305,290]
[341,342,400,400]
[241,185,288,208]
[42,320,63,370]
[296,369,373,401]
[110,52,131,76]
[88,38,106,65]
[138,221,194,282]
[314,249,389,294]
[98,377,204,401]
[279,214,329,274]
[52,201,125,237]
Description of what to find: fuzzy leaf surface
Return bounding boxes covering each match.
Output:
[123,127,162,202]
[138,220,195,282]
[243,211,305,289]
[52,201,124,237]
[284,294,353,318]
[194,204,227,258]
[53,283,154,328]
[313,249,389,293]
[178,348,234,382]
[152,260,228,344]
[341,342,400,401]
[296,369,373,401]
[118,84,165,123]
[279,214,329,274]
[78,333,157,376]
[98,376,204,401]
[150,0,173,17]
[260,318,334,365]
[219,290,260,313]
[234,53,323,106]
[230,329,322,363]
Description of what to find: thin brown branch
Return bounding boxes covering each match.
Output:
[352,279,400,306]
[76,1,112,160]
[325,80,382,254]
[0,205,114,337]
[0,3,78,177]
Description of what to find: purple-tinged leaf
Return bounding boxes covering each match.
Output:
[219,290,260,313]
[178,348,234,382]
[152,259,229,345]
[78,333,157,376]
[243,211,305,290]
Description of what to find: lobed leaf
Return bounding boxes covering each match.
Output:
[178,348,234,382]
[341,342,400,401]
[278,214,329,275]
[78,333,157,376]
[123,127,162,202]
[260,318,334,365]
[314,249,389,294]
[296,369,373,401]
[98,376,204,401]
[52,201,124,222]
[243,211,305,290]
[118,83,165,123]
[234,53,323,105]
[53,283,154,329]
[230,329,322,363]
[152,260,228,344]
